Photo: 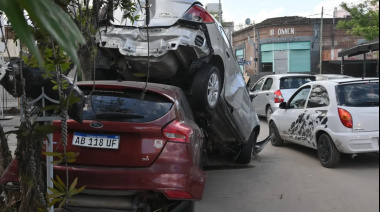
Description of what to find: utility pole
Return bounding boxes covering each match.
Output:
[219,0,222,23]
[253,20,257,74]
[320,7,324,74]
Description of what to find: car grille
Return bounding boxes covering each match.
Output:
[195,36,205,47]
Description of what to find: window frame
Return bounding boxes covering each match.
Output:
[287,86,312,109]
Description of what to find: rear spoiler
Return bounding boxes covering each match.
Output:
[338,79,379,85]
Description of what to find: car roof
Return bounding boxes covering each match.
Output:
[264,74,315,79]
[306,78,379,86]
[77,81,183,101]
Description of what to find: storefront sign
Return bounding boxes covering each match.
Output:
[270,28,295,36]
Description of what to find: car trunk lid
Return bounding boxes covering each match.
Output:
[337,81,379,132]
[53,86,176,168]
[110,0,196,27]
[53,120,172,167]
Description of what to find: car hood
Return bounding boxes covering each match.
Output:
[111,0,199,27]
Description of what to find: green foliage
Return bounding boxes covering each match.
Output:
[42,152,79,165]
[0,0,85,68]
[36,176,86,210]
[337,0,380,40]
[116,0,141,24]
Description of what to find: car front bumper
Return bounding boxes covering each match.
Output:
[331,131,380,154]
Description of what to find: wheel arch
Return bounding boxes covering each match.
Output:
[207,55,225,89]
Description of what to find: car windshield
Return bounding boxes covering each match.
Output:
[337,82,379,107]
[280,77,315,89]
[83,89,174,123]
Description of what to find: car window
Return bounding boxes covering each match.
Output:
[280,77,315,89]
[289,86,311,109]
[82,89,174,123]
[336,82,379,107]
[307,85,330,108]
[251,78,265,92]
[262,78,274,91]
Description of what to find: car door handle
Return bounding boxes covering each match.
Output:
[266,94,270,96]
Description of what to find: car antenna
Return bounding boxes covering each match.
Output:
[141,0,151,100]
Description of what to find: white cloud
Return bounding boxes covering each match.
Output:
[254,8,285,23]
[313,0,360,17]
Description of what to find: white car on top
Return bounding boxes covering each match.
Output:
[268,78,379,168]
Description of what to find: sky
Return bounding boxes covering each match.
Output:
[201,0,365,27]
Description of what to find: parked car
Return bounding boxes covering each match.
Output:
[249,74,316,121]
[96,1,261,163]
[315,74,353,81]
[268,78,379,168]
[58,81,205,211]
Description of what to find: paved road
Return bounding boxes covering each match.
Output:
[196,118,379,212]
[1,117,379,212]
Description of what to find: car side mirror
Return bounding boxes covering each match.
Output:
[279,102,287,109]
[250,94,257,101]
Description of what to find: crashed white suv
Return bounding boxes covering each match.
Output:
[95,0,260,164]
[269,78,379,168]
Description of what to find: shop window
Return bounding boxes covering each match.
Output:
[235,49,245,74]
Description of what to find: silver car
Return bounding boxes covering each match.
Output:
[95,0,260,164]
[250,74,316,121]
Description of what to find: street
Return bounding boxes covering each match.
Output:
[1,117,379,212]
[196,118,379,212]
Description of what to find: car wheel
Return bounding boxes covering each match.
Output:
[236,130,258,164]
[317,133,341,168]
[266,107,273,123]
[269,122,284,147]
[192,65,221,113]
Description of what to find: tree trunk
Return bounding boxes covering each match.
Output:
[0,125,12,175]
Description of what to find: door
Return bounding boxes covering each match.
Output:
[305,85,331,148]
[256,77,274,116]
[251,78,266,113]
[274,50,288,74]
[278,86,312,144]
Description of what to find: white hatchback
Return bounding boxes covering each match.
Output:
[269,78,379,168]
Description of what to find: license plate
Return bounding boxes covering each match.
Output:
[73,132,120,150]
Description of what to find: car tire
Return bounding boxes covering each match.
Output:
[192,65,221,113]
[269,122,284,147]
[266,107,273,123]
[317,133,341,168]
[236,130,258,164]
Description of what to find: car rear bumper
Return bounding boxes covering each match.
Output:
[97,25,210,79]
[54,142,206,200]
[331,131,380,154]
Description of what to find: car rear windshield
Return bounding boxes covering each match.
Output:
[337,82,379,107]
[82,89,174,123]
[280,77,315,89]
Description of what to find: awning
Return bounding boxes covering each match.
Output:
[338,41,379,58]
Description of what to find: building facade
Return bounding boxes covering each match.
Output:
[233,16,379,85]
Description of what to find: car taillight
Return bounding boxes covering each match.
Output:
[180,5,215,23]
[274,90,284,103]
[163,120,193,143]
[164,190,194,200]
[338,108,353,128]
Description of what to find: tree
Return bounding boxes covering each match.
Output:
[337,0,379,41]
[0,1,139,211]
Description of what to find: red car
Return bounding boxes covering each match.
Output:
[2,81,206,211]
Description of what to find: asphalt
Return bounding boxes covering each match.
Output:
[1,117,379,212]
